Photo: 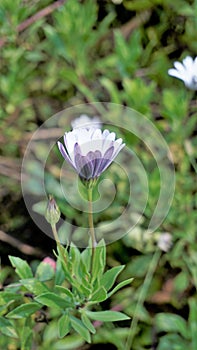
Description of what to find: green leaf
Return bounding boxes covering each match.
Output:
[35,292,73,309]
[155,313,189,339]
[78,250,91,287]
[55,286,74,300]
[70,316,91,343]
[56,246,73,284]
[81,313,96,334]
[0,267,13,285]
[0,291,22,306]
[0,317,18,338]
[6,303,40,319]
[54,334,85,349]
[9,256,33,279]
[189,298,197,349]
[108,278,134,297]
[100,265,125,291]
[58,313,71,338]
[92,239,106,283]
[85,310,130,322]
[21,323,33,350]
[81,246,91,273]
[57,245,91,296]
[55,260,66,285]
[35,262,55,281]
[69,244,81,277]
[100,77,121,104]
[157,334,187,350]
[90,287,107,303]
[20,278,49,295]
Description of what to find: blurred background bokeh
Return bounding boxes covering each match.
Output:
[0,0,196,349]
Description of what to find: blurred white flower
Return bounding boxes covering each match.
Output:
[71,114,101,130]
[111,0,123,4]
[157,232,172,252]
[58,128,125,182]
[168,56,197,90]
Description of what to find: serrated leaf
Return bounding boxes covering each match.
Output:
[90,287,107,303]
[85,310,130,322]
[35,292,73,309]
[108,278,134,297]
[6,303,40,319]
[101,265,125,291]
[9,256,33,279]
[58,313,71,338]
[81,313,96,334]
[0,317,18,338]
[70,316,91,343]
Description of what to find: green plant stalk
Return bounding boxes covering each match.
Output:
[51,223,62,252]
[87,187,97,274]
[125,249,161,350]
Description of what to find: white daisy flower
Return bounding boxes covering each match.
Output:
[71,114,102,130]
[168,56,197,90]
[58,128,125,182]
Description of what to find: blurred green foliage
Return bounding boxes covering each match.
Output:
[0,0,197,349]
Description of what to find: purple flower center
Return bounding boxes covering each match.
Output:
[74,144,114,180]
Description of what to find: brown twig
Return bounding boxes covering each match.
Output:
[0,156,22,181]
[0,230,43,257]
[120,10,151,40]
[18,0,66,32]
[0,0,66,48]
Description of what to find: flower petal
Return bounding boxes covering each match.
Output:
[57,141,75,168]
[173,61,185,71]
[168,68,184,80]
[182,56,193,70]
[74,153,94,180]
[97,146,114,175]
[58,125,125,180]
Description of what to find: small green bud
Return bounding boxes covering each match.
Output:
[45,195,60,225]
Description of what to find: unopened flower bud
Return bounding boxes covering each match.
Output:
[42,257,56,271]
[45,195,60,225]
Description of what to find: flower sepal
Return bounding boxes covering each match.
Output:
[80,176,98,189]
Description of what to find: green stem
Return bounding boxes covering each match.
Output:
[51,223,62,252]
[87,187,97,274]
[51,223,69,271]
[125,249,161,350]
